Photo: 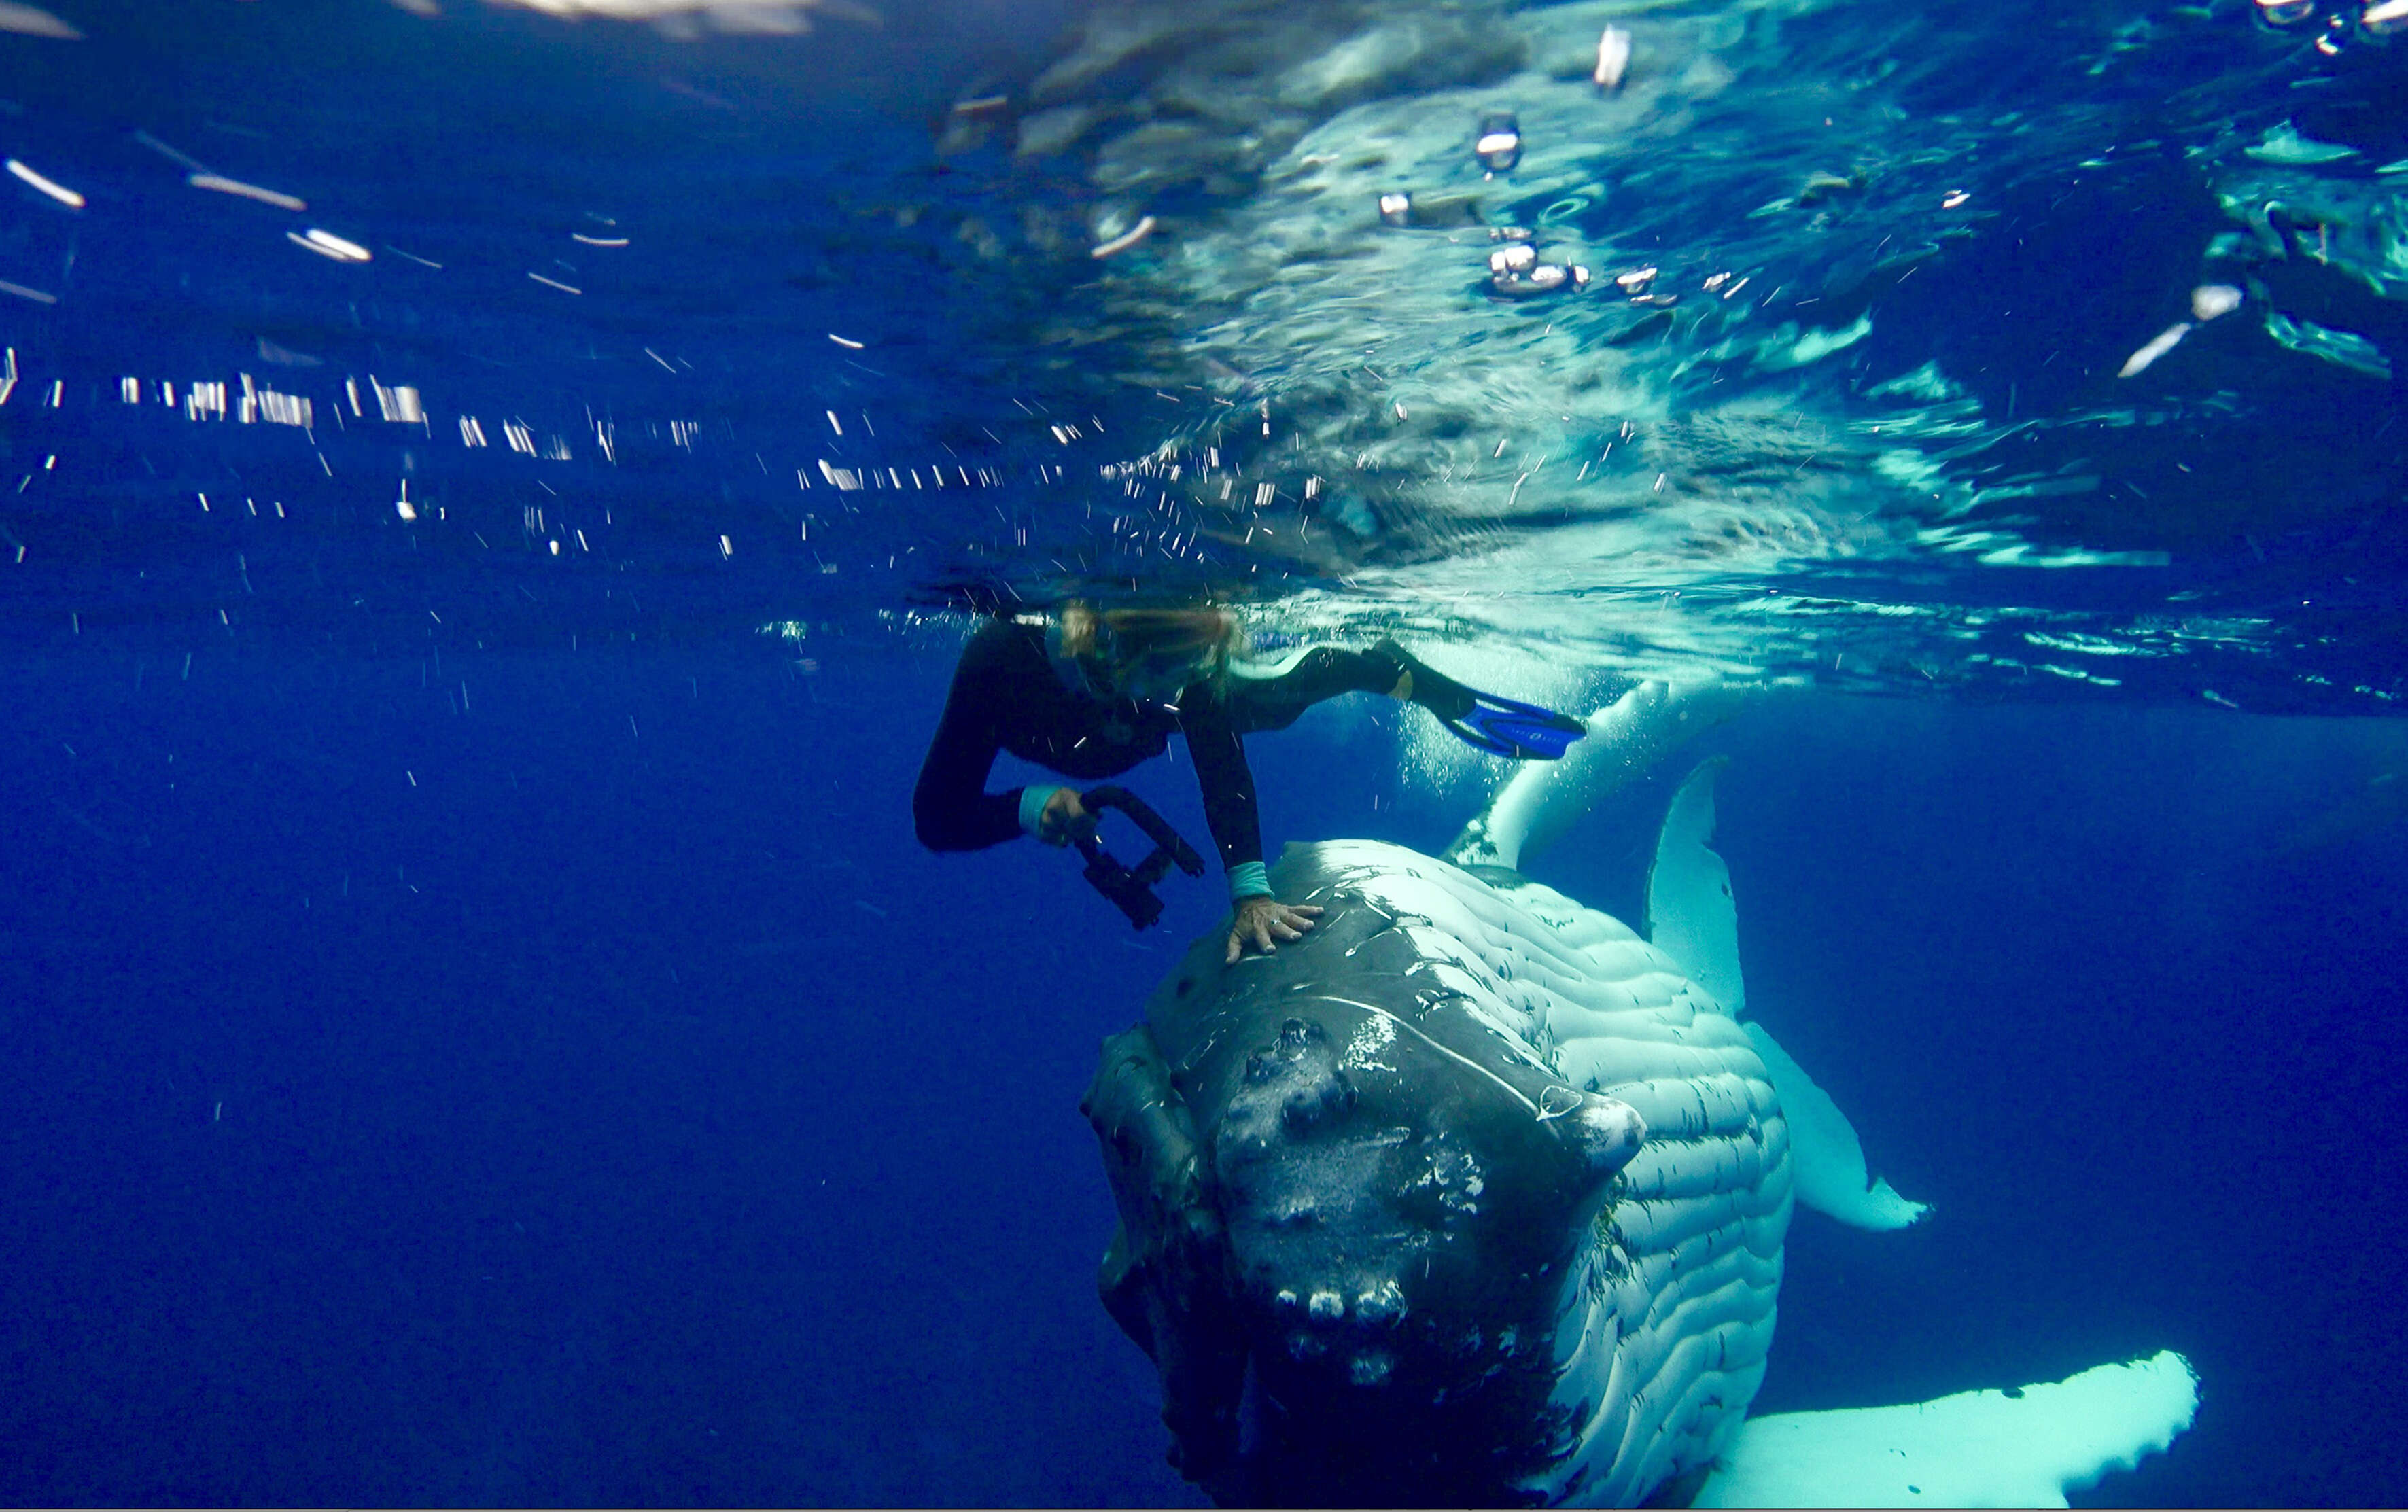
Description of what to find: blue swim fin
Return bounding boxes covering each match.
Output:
[1444,692,1587,760]
[1375,641,1587,760]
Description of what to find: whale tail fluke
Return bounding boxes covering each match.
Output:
[1445,678,1747,871]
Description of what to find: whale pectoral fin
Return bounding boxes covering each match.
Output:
[1645,756,1745,1017]
[1745,1021,1928,1231]
[1695,1350,2199,1508]
[1641,758,1921,1231]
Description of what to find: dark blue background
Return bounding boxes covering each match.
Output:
[3,639,2402,1504]
[1,0,2405,1502]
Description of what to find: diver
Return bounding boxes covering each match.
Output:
[913,603,1584,962]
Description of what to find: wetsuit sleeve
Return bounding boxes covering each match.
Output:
[1179,693,1265,875]
[913,627,1031,852]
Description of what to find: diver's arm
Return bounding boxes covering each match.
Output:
[1181,697,1323,962]
[1180,696,1266,875]
[912,630,1037,852]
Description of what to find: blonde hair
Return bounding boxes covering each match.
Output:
[1058,601,1243,695]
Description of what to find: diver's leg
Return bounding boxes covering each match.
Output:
[1220,646,1405,735]
[1367,641,1475,720]
[1221,641,1539,731]
[1225,643,1586,760]
[1257,639,1539,724]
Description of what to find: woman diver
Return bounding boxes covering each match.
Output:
[913,603,1584,963]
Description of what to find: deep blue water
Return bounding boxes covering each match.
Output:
[3,1,2407,1506]
[7,652,2405,1503]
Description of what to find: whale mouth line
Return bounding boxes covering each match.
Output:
[1295,991,1541,1119]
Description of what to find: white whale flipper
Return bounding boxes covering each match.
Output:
[1696,1350,2199,1508]
[1744,1022,1929,1230]
[1646,756,1744,1017]
[1644,758,1927,1231]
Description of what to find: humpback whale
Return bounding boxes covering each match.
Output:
[1083,682,2197,1506]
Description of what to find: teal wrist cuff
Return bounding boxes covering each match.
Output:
[1227,861,1273,900]
[1019,784,1067,837]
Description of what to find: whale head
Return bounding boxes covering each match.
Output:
[1084,848,1650,1505]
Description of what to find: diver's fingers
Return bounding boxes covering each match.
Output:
[1230,904,1283,955]
[1223,926,1244,965]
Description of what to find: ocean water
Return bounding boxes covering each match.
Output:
[1,0,2403,1505]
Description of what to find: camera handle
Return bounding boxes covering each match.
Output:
[1073,785,1206,931]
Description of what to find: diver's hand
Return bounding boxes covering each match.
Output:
[1036,788,1096,846]
[1225,895,1325,964]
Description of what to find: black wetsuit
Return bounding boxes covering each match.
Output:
[913,618,1401,873]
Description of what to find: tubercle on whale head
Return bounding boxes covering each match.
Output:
[1214,1066,1644,1332]
[1546,1089,1649,1187]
